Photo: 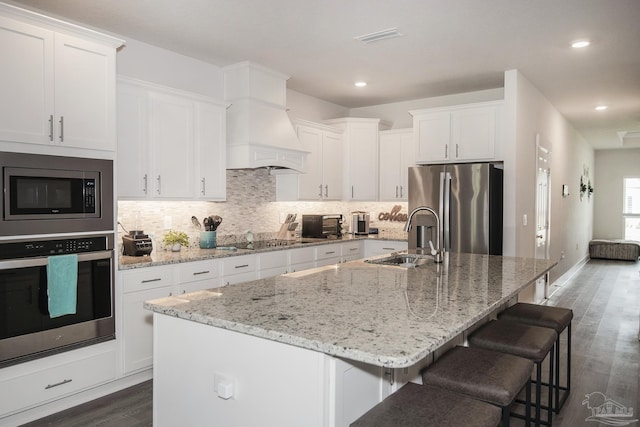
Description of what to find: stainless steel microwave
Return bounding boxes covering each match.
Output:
[0,152,113,236]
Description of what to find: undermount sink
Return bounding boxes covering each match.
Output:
[365,253,433,268]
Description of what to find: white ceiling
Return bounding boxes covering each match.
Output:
[8,0,640,150]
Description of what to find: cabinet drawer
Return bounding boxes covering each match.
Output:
[289,246,315,264]
[177,259,219,284]
[122,266,174,292]
[258,250,288,270]
[316,244,342,261]
[220,254,257,276]
[342,242,362,259]
[0,349,116,414]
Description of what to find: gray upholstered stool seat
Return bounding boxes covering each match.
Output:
[498,303,573,412]
[421,345,533,427]
[350,382,502,427]
[469,319,557,427]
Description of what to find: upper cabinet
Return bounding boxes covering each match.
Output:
[117,78,228,200]
[275,120,343,201]
[411,101,504,164]
[379,129,414,201]
[0,7,123,152]
[324,118,385,201]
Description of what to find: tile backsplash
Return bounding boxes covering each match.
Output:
[118,169,408,249]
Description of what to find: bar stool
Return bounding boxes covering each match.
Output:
[468,319,556,427]
[498,303,573,413]
[350,382,502,427]
[421,345,533,427]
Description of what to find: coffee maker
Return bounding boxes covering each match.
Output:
[351,211,370,235]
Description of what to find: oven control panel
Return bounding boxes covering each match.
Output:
[0,235,112,260]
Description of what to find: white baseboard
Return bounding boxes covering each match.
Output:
[547,255,590,298]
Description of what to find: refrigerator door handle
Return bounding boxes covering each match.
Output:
[441,171,451,251]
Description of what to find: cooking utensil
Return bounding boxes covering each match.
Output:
[210,215,222,231]
[203,217,211,231]
[191,216,202,230]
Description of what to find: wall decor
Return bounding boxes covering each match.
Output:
[580,176,587,201]
[378,205,408,222]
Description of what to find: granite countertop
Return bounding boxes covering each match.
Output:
[119,233,407,270]
[144,252,557,368]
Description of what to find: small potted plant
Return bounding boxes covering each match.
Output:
[162,230,190,252]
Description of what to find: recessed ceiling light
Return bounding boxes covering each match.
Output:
[354,81,367,87]
[571,39,590,48]
[595,105,608,111]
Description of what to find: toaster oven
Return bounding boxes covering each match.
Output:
[301,214,343,238]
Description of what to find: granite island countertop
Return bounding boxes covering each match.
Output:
[144,252,557,368]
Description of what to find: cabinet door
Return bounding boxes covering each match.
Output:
[415,111,450,163]
[117,82,150,198]
[54,33,116,150]
[452,106,495,160]
[398,131,415,200]
[297,125,323,200]
[122,286,173,373]
[0,16,53,145]
[346,124,379,200]
[322,131,343,200]
[195,101,226,200]
[378,133,402,201]
[149,92,194,198]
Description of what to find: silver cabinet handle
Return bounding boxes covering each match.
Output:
[325,185,328,198]
[157,175,161,195]
[351,186,354,198]
[349,247,358,251]
[48,115,54,141]
[141,278,162,284]
[382,247,396,251]
[318,184,323,198]
[143,174,148,194]
[445,144,448,159]
[234,264,249,269]
[58,116,64,142]
[456,144,459,158]
[45,378,72,390]
[201,178,206,195]
[325,251,335,255]
[400,186,404,198]
[193,270,210,275]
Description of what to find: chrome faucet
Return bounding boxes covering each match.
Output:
[404,206,443,263]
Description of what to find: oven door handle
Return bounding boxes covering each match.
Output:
[0,251,113,270]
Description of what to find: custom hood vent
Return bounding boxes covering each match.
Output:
[224,62,307,172]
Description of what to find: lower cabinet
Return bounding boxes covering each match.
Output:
[315,243,343,267]
[257,251,288,279]
[341,241,363,262]
[0,344,116,416]
[220,254,257,285]
[364,240,408,257]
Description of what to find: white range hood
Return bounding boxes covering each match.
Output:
[224,62,307,172]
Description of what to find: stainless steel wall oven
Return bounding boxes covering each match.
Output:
[0,234,115,367]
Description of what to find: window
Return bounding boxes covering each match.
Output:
[623,177,640,240]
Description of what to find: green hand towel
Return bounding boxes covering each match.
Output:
[47,254,78,318]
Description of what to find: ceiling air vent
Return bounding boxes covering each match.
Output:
[354,28,403,44]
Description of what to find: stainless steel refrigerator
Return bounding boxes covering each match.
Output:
[408,163,503,255]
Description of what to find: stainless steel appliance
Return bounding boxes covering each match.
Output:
[0,234,115,367]
[408,163,503,254]
[301,214,343,239]
[351,211,370,235]
[0,151,114,236]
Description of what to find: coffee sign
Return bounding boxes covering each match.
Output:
[378,205,408,222]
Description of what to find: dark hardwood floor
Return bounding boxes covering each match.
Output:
[23,259,639,427]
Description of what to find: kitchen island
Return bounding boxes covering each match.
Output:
[145,252,556,427]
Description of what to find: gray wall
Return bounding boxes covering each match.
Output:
[594,149,640,239]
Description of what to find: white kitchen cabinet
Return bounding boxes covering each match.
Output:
[257,250,289,278]
[288,246,316,272]
[379,129,414,201]
[411,101,503,164]
[220,254,257,285]
[0,343,116,417]
[276,120,343,201]
[325,118,384,201]
[315,243,343,267]
[0,10,122,151]
[176,259,221,292]
[117,77,228,200]
[341,241,363,262]
[363,240,408,257]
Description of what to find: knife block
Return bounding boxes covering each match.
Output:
[276,223,297,241]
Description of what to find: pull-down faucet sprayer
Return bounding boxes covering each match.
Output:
[404,206,443,263]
